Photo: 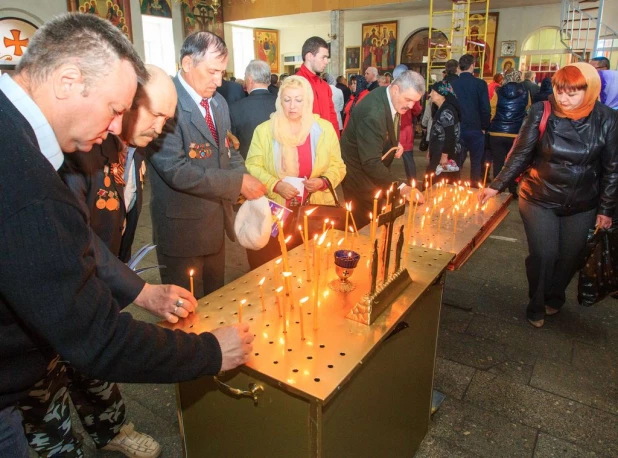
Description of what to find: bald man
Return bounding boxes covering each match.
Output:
[19,65,185,458]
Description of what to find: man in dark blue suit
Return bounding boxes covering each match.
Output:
[217,74,246,105]
[230,59,277,159]
[451,54,491,186]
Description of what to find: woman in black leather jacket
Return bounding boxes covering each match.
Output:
[479,63,618,328]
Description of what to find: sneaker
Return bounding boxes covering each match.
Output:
[102,423,161,458]
[435,160,460,176]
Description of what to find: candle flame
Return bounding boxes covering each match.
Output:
[324,218,329,224]
[258,277,265,286]
[282,272,292,278]
[369,212,373,220]
[374,190,382,199]
[345,202,351,211]
[348,251,352,256]
[318,232,327,245]
[440,208,444,214]
[276,286,284,293]
[313,234,318,241]
[298,225,303,232]
[279,337,285,344]
[412,179,416,188]
[305,207,317,216]
[240,299,246,305]
[338,238,344,246]
[275,258,282,265]
[349,226,354,233]
[189,269,194,276]
[285,235,292,243]
[300,296,309,305]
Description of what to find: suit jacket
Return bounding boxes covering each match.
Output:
[0,89,223,411]
[340,87,398,218]
[60,135,146,306]
[147,76,247,258]
[268,84,279,97]
[367,80,379,92]
[217,79,246,106]
[230,88,277,159]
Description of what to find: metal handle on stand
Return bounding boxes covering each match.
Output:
[213,376,264,405]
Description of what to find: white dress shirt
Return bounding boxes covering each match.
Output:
[0,74,63,170]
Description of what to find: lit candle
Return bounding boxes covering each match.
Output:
[275,286,283,317]
[430,173,434,194]
[258,277,266,312]
[330,221,335,247]
[349,226,356,251]
[349,203,359,236]
[372,190,381,240]
[403,181,416,266]
[438,208,444,231]
[276,212,290,275]
[282,271,293,304]
[298,225,305,244]
[483,162,490,188]
[299,296,309,340]
[421,215,426,231]
[239,299,246,323]
[344,202,350,244]
[322,218,329,234]
[189,269,194,296]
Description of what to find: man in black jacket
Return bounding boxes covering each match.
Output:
[451,54,491,186]
[217,75,246,105]
[0,14,253,458]
[268,73,279,96]
[230,59,277,159]
[19,65,181,458]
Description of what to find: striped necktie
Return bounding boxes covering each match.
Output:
[111,145,128,186]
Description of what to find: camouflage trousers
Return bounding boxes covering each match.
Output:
[18,356,127,458]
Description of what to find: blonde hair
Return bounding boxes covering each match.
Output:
[271,76,315,178]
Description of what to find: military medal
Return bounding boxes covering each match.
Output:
[96,189,107,209]
[189,149,197,158]
[106,191,119,211]
[103,165,111,187]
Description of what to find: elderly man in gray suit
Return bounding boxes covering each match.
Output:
[147,32,266,298]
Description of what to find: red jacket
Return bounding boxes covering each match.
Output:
[399,100,422,151]
[297,64,340,138]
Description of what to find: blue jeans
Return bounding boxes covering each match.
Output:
[458,129,486,186]
[0,406,29,458]
[401,150,416,183]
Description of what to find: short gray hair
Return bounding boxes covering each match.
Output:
[322,72,336,85]
[180,31,228,65]
[17,13,147,90]
[367,67,378,77]
[245,60,271,85]
[524,71,535,81]
[393,70,426,95]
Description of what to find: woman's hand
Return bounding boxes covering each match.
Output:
[274,182,300,200]
[303,178,324,193]
[596,214,612,230]
[440,153,449,167]
[478,187,499,204]
[394,143,404,159]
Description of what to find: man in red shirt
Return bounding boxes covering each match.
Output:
[296,36,340,138]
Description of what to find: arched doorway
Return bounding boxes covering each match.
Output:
[520,26,573,82]
[400,28,449,81]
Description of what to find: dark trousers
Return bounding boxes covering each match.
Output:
[401,150,417,183]
[0,406,29,458]
[19,356,126,458]
[489,135,517,193]
[247,232,303,271]
[518,198,596,320]
[458,129,486,186]
[156,241,225,298]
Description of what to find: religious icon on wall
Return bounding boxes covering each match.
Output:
[67,0,133,41]
[361,21,397,73]
[345,46,360,71]
[400,28,449,65]
[254,29,279,74]
[0,17,38,72]
[497,56,520,74]
[466,12,499,78]
[140,0,172,18]
[181,0,224,40]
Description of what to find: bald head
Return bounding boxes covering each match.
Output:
[121,64,177,147]
[364,67,378,83]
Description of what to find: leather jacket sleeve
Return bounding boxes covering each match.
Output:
[490,102,544,192]
[598,112,618,217]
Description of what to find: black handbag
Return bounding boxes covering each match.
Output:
[293,177,347,236]
[577,227,618,306]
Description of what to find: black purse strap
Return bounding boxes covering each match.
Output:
[302,176,341,208]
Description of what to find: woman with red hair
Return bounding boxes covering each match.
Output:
[478,63,618,328]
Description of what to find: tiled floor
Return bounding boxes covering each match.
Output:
[74,150,617,458]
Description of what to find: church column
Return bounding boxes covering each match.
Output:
[330,10,344,77]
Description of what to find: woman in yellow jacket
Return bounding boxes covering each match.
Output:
[245,75,346,268]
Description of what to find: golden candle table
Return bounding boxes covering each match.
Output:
[161,234,453,458]
[410,185,512,270]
